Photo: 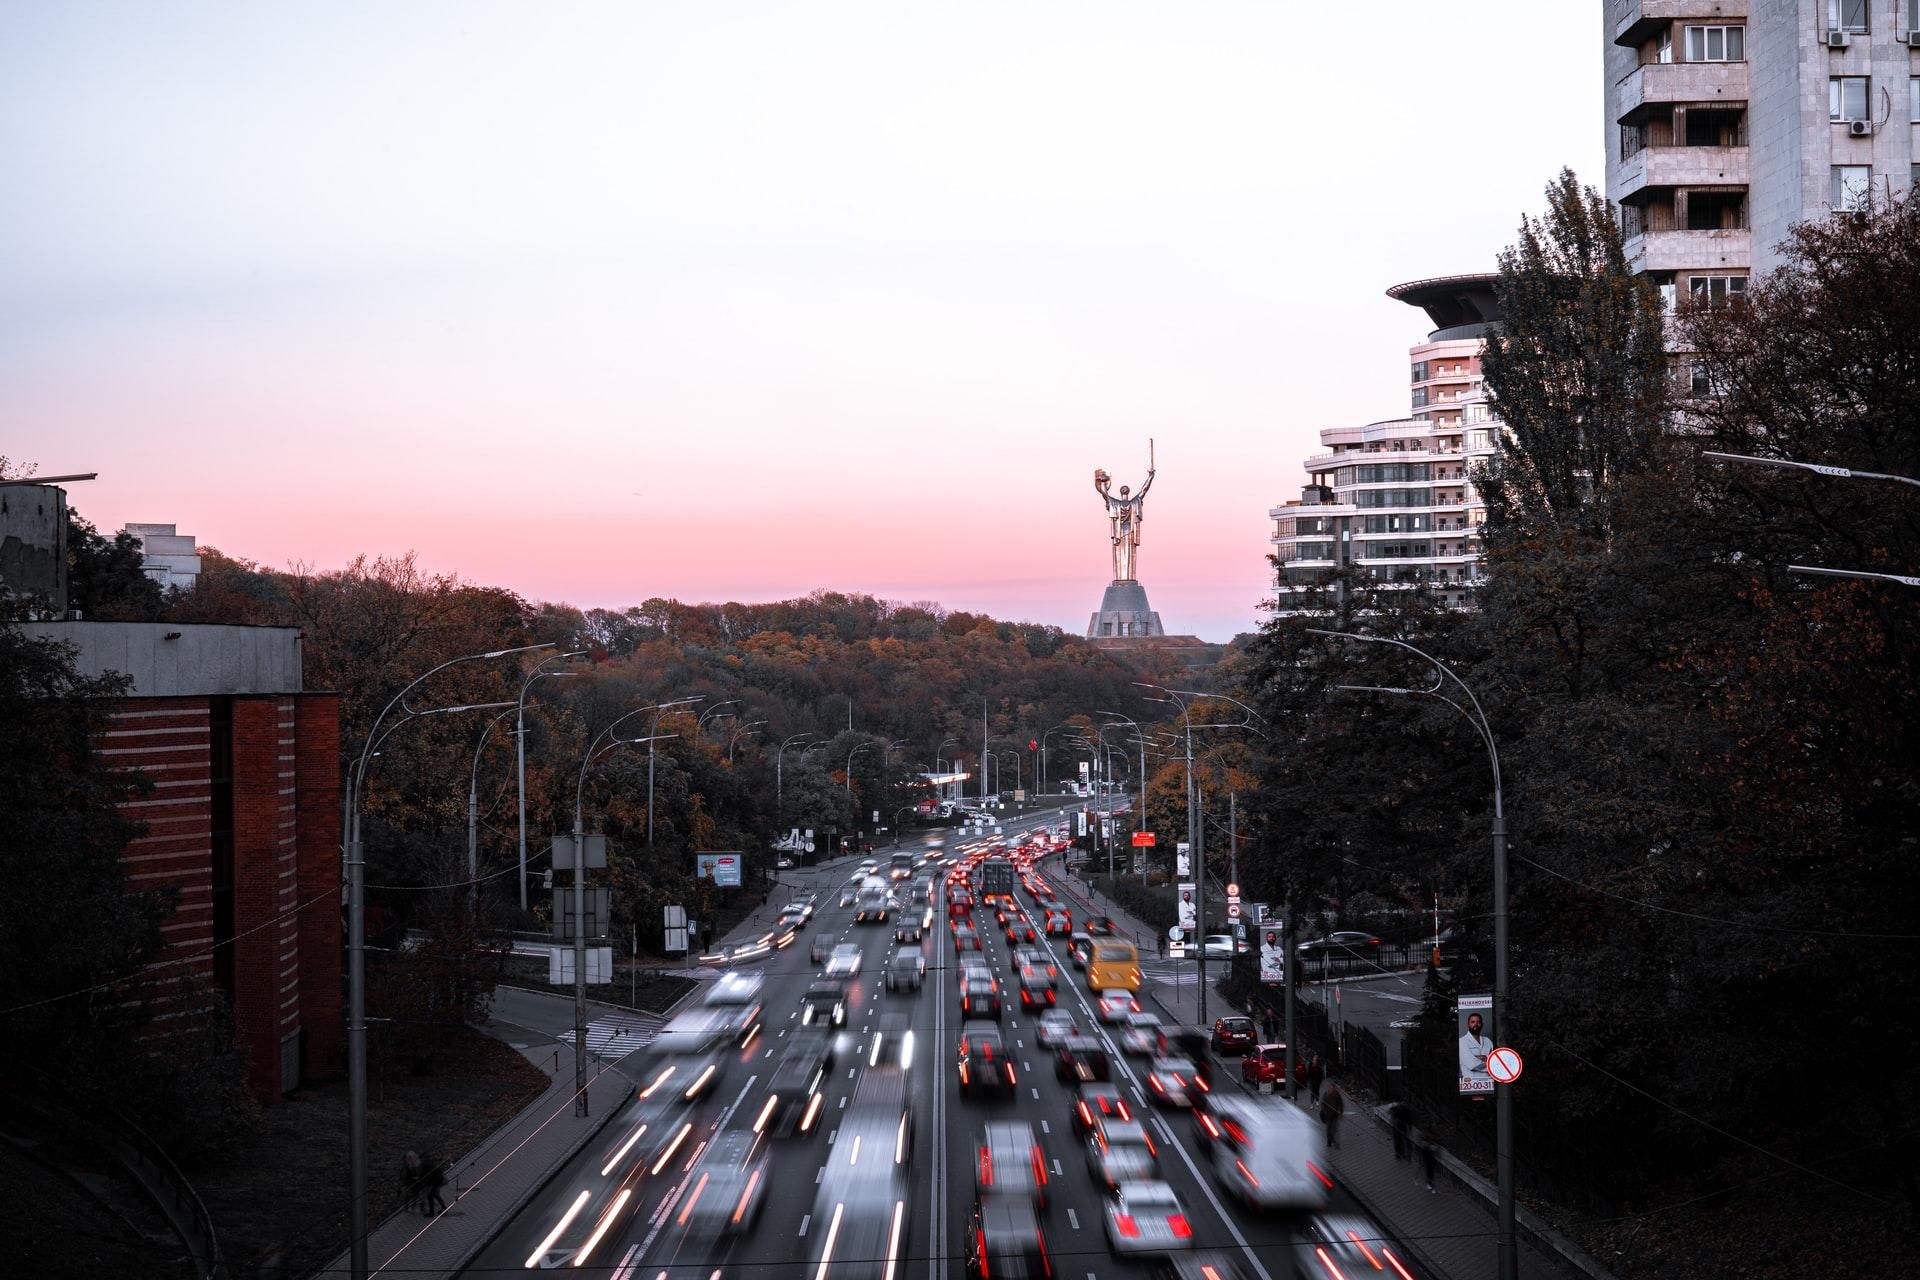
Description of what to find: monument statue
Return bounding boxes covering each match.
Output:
[1093,439,1155,583]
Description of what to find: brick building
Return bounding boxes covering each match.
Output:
[20,619,342,1103]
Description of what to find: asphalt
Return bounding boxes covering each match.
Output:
[458,805,1446,1280]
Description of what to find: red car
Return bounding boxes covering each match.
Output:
[1238,1043,1309,1089]
[1210,1016,1256,1055]
[1005,922,1037,945]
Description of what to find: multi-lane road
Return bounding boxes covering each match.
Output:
[465,809,1432,1280]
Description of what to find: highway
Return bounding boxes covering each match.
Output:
[464,807,1433,1280]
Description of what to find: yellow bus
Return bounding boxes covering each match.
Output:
[1086,939,1140,993]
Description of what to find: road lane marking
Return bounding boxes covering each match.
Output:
[815,1165,826,1184]
[1066,1208,1079,1230]
[798,1213,812,1237]
[1039,1120,1050,1134]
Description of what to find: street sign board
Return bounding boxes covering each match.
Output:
[1168,926,1184,941]
[1227,900,1241,920]
[551,887,610,941]
[695,852,742,887]
[1168,942,1186,959]
[1131,831,1155,847]
[551,833,608,871]
[1487,1046,1523,1084]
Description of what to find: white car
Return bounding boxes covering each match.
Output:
[1119,1012,1167,1057]
[1103,1180,1194,1254]
[824,944,863,978]
[775,857,795,869]
[1096,992,1141,1024]
[1034,1009,1076,1048]
[1143,1056,1205,1108]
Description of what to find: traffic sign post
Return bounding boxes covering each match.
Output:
[1487,1047,1523,1084]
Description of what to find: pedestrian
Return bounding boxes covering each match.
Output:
[1319,1080,1345,1149]
[1417,1127,1437,1192]
[421,1155,448,1217]
[1390,1102,1411,1161]
[1306,1054,1325,1104]
[399,1151,423,1214]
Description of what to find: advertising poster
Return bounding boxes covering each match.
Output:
[1177,882,1198,931]
[1176,841,1191,877]
[1259,926,1286,983]
[695,852,742,887]
[1457,994,1495,1095]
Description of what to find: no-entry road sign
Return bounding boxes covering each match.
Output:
[1487,1046,1523,1084]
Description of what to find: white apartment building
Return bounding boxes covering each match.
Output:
[1605,0,1920,341]
[122,522,202,590]
[1269,276,1504,615]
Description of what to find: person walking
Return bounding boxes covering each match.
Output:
[399,1151,423,1214]
[1417,1127,1437,1192]
[1390,1102,1411,1161]
[421,1154,448,1217]
[1306,1054,1325,1105]
[1319,1080,1345,1149]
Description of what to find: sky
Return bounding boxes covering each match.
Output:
[1,1,1601,642]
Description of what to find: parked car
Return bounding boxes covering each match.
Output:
[1210,1016,1256,1055]
[1294,931,1382,959]
[1238,1043,1308,1091]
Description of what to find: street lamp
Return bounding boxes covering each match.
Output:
[697,699,740,731]
[517,652,586,911]
[645,697,702,846]
[1705,450,1920,586]
[343,641,552,1280]
[727,719,766,763]
[1307,626,1515,1280]
[1040,722,1075,795]
[776,732,816,816]
[467,706,520,919]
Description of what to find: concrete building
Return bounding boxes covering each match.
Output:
[0,482,69,615]
[1269,276,1504,615]
[1604,0,1920,328]
[122,522,203,591]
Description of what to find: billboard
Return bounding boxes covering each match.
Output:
[1457,994,1495,1095]
[1175,842,1191,877]
[695,852,742,887]
[1176,882,1198,931]
[1259,925,1285,983]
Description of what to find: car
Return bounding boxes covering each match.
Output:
[885,945,927,992]
[1297,1215,1419,1276]
[1044,909,1072,936]
[1144,1056,1207,1108]
[809,936,832,964]
[1054,1035,1114,1084]
[1195,1095,1329,1212]
[1238,1043,1307,1090]
[965,1195,1052,1280]
[775,857,795,869]
[1068,935,1093,970]
[1005,921,1038,945]
[780,909,810,932]
[961,974,1002,1020]
[799,980,848,1028]
[1012,948,1057,982]
[973,1121,1050,1207]
[1086,915,1118,935]
[1103,1180,1193,1254]
[1084,1116,1160,1192]
[676,1130,769,1238]
[1016,974,1056,1012]
[895,919,925,944]
[824,943,863,977]
[839,887,858,908]
[1155,1253,1251,1280]
[1034,1009,1076,1048]
[1211,1016,1256,1055]
[1295,931,1382,959]
[958,1028,1018,1098]
[870,1013,916,1070]
[1096,991,1141,1024]
[952,922,984,951]
[1070,1082,1131,1135]
[1200,934,1246,958]
[1119,1011,1167,1056]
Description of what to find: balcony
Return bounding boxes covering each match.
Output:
[1613,144,1747,201]
[1625,226,1751,273]
[1616,61,1746,123]
[1613,1,1749,49]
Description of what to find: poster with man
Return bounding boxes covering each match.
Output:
[1176,883,1198,931]
[1457,994,1495,1095]
[1259,927,1285,983]
[1175,842,1191,877]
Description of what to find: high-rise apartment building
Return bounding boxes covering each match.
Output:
[1268,276,1505,615]
[1605,0,1919,316]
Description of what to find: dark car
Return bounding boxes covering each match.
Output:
[1086,915,1118,936]
[961,974,1002,1020]
[799,979,848,1028]
[973,1120,1049,1207]
[1071,1081,1132,1135]
[953,923,984,952]
[1004,921,1038,945]
[958,1028,1017,1098]
[895,919,925,944]
[1017,974,1056,1012]
[965,1196,1052,1280]
[1211,1016,1256,1055]
[1054,1034,1114,1084]
[1295,931,1382,959]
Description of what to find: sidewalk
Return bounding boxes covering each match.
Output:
[321,1036,634,1279]
[1041,857,1602,1280]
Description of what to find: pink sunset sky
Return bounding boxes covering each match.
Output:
[3,2,1599,642]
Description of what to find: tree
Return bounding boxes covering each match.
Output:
[66,507,165,621]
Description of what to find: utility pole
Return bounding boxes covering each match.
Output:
[981,696,989,806]
[1283,894,1297,1102]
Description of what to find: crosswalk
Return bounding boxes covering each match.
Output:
[1141,960,1199,987]
[559,1011,662,1059]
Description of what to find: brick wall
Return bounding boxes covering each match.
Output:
[231,697,297,1100]
[103,699,214,1001]
[295,693,343,1080]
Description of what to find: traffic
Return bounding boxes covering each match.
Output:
[469,811,1430,1280]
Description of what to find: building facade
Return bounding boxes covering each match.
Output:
[122,522,203,591]
[1605,0,1920,316]
[1269,276,1504,615]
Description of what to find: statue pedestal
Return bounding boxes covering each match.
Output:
[1087,580,1165,640]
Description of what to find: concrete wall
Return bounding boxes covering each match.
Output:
[17,621,303,696]
[0,483,68,613]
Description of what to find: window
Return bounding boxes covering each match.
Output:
[1831,164,1872,212]
[1689,275,1747,307]
[1828,0,1867,33]
[1830,77,1869,122]
[1685,25,1743,61]
[1653,28,1672,64]
[1410,387,1428,408]
[1410,361,1428,384]
[1911,77,1919,124]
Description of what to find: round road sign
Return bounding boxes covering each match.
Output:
[1487,1046,1523,1084]
[1168,926,1185,942]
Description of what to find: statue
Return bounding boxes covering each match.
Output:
[1093,440,1155,583]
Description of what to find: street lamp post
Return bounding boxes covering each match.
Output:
[344,641,551,1280]
[697,699,740,732]
[1307,627,1515,1280]
[776,732,816,817]
[467,707,519,920]
[517,652,585,911]
[1040,722,1074,796]
[1704,450,1920,586]
[728,719,766,763]
[645,697,701,846]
